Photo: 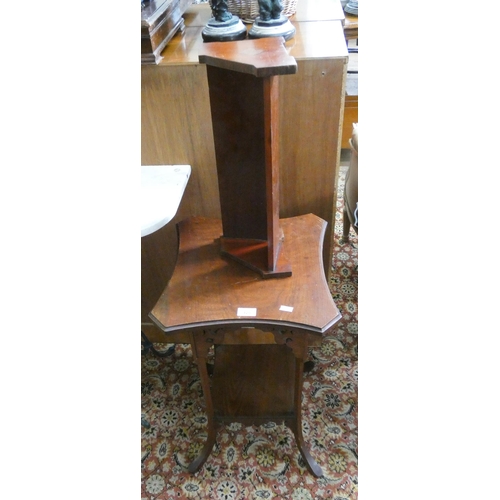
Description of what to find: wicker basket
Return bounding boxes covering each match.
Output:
[210,0,298,24]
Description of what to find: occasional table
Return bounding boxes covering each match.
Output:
[150,213,341,476]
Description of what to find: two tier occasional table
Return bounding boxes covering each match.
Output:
[150,214,341,476]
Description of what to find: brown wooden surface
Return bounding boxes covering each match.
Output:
[213,344,295,418]
[199,36,297,77]
[142,324,324,346]
[141,3,347,325]
[206,66,269,241]
[141,221,179,322]
[150,214,341,334]
[265,75,281,272]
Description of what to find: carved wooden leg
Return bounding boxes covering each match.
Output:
[275,332,324,476]
[292,356,323,477]
[188,339,217,473]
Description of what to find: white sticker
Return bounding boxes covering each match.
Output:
[280,305,294,312]
[237,307,257,317]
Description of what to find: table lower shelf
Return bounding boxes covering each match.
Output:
[212,344,295,421]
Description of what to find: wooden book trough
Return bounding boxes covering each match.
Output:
[199,37,297,278]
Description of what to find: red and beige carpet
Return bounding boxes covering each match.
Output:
[141,166,358,499]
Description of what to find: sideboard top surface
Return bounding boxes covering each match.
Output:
[152,3,348,66]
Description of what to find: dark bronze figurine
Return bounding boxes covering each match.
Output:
[211,0,233,22]
[249,0,295,40]
[258,0,283,21]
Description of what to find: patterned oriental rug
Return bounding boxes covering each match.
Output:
[141,166,358,499]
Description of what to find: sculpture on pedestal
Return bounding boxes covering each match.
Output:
[211,0,233,22]
[258,0,283,21]
[202,0,247,42]
[249,0,295,40]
